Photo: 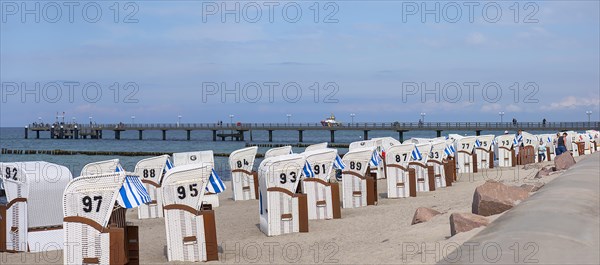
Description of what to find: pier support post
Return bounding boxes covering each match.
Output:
[36,131,40,139]
[436,130,443,137]
[162,130,167,141]
[74,127,79,139]
[115,131,121,140]
[268,130,273,142]
[212,130,217,141]
[59,127,65,139]
[397,130,407,142]
[187,130,191,141]
[24,127,28,139]
[138,130,143,140]
[330,130,335,143]
[298,130,304,143]
[363,130,369,140]
[250,130,253,141]
[476,130,481,136]
[238,131,244,141]
[50,127,55,139]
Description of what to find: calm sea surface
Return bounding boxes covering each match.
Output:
[0,127,559,180]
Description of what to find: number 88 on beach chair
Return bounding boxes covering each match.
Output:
[229,147,259,201]
[341,147,378,208]
[135,155,172,219]
[161,164,218,262]
[258,154,308,236]
[301,148,342,220]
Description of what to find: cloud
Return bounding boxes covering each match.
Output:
[540,96,600,110]
[466,32,486,45]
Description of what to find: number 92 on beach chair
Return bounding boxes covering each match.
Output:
[258,154,308,236]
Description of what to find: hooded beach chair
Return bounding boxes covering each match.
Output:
[495,134,516,167]
[63,171,150,265]
[586,130,599,152]
[258,154,308,236]
[427,141,449,188]
[304,142,328,152]
[455,136,477,173]
[161,164,218,262]
[80,159,123,176]
[474,135,495,171]
[341,147,378,208]
[264,146,292,159]
[229,146,258,201]
[517,131,538,164]
[301,148,342,220]
[537,134,557,161]
[135,155,172,219]
[409,143,435,192]
[385,144,417,198]
[349,139,385,180]
[0,162,71,253]
[173,151,225,208]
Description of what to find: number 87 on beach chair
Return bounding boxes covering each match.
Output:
[258,154,309,236]
[229,146,259,201]
[161,164,218,262]
[385,144,417,198]
[301,148,343,220]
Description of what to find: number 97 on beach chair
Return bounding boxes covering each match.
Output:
[258,154,309,236]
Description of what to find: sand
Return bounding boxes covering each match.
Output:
[1,157,582,264]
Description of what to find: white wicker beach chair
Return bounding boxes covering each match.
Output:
[229,146,258,201]
[495,134,515,167]
[258,154,308,236]
[161,164,217,262]
[428,141,449,188]
[410,143,435,192]
[304,142,328,152]
[135,155,171,219]
[474,135,495,170]
[455,136,477,173]
[385,144,416,198]
[264,146,293,159]
[173,151,221,207]
[301,148,341,220]
[0,162,71,253]
[80,159,122,176]
[341,147,377,208]
[349,139,385,179]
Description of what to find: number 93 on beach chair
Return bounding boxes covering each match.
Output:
[0,162,71,253]
[258,154,308,236]
[161,164,218,262]
[341,147,379,208]
[229,146,259,201]
[301,148,343,220]
[134,155,173,219]
[62,169,150,265]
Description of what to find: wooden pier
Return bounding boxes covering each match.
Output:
[25,121,600,143]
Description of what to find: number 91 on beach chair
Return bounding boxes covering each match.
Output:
[301,148,342,220]
[62,170,150,265]
[161,164,218,262]
[258,154,308,236]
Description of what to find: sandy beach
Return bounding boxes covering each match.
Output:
[1,155,590,265]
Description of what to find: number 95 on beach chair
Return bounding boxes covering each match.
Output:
[341,147,378,208]
[161,164,218,262]
[229,146,258,201]
[301,148,342,220]
[172,151,226,208]
[258,154,308,236]
[63,171,150,265]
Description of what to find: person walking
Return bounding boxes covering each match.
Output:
[556,132,568,156]
[538,140,547,161]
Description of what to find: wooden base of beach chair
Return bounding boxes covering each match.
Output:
[0,198,27,252]
[472,153,478,173]
[408,168,417,197]
[261,188,309,236]
[164,204,219,261]
[0,204,6,252]
[303,179,342,220]
[516,146,535,165]
[231,169,259,201]
[576,142,586,156]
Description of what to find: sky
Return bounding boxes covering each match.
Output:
[1,0,599,126]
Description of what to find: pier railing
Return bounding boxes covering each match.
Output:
[27,121,600,131]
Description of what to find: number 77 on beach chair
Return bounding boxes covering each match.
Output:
[161,164,218,262]
[258,154,308,236]
[341,147,378,208]
[135,155,172,219]
[229,146,259,201]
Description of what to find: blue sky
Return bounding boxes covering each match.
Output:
[1,1,599,126]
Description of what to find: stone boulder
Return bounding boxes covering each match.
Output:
[450,213,489,236]
[554,153,576,171]
[534,165,555,179]
[520,182,545,192]
[411,207,441,225]
[472,181,530,216]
